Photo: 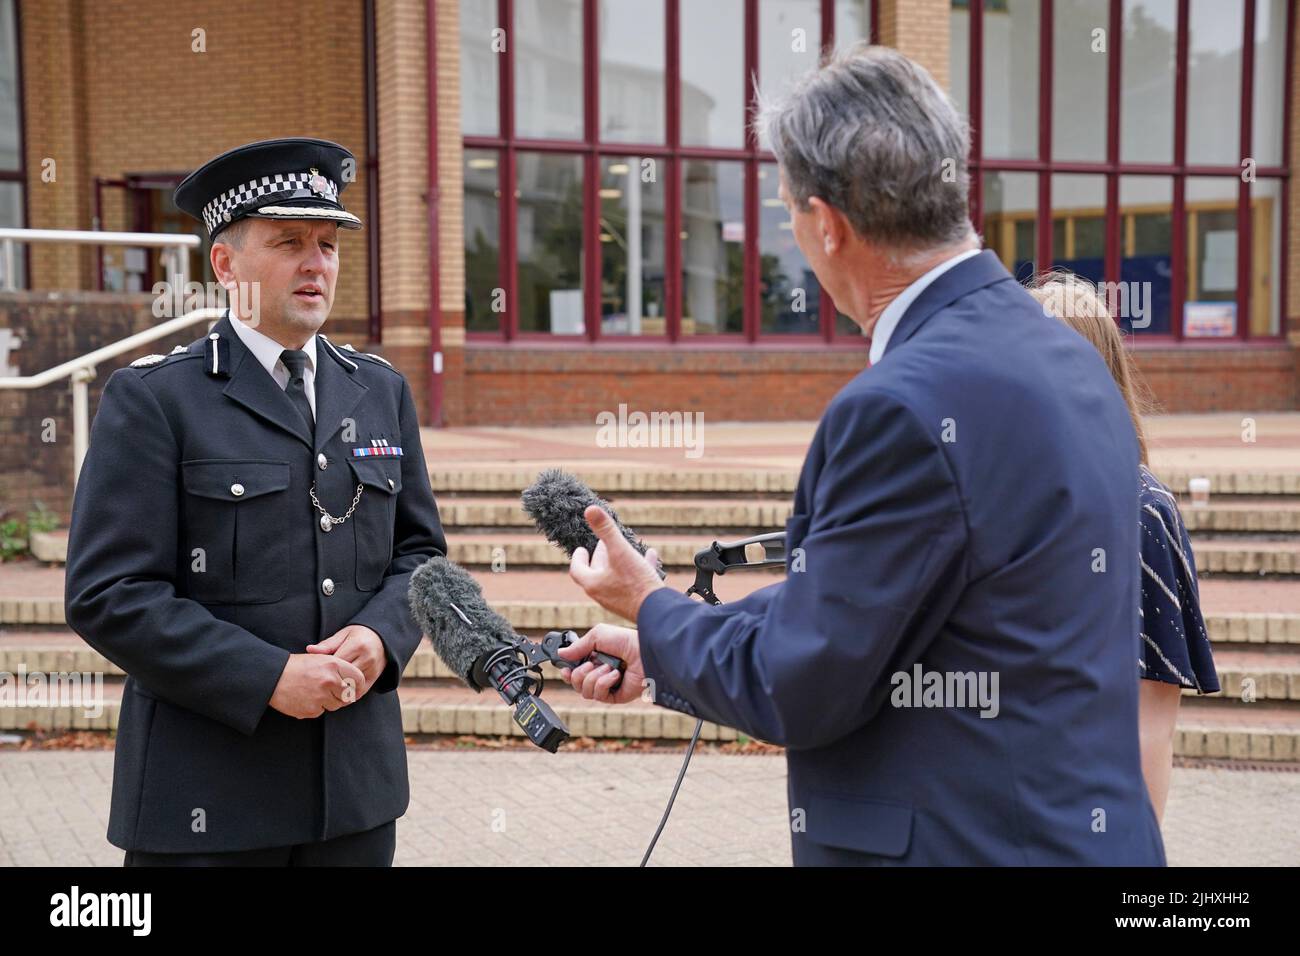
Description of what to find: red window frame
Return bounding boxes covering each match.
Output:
[966,0,1293,345]
[462,0,877,348]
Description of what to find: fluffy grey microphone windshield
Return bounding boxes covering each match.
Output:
[408,556,517,688]
[521,468,649,559]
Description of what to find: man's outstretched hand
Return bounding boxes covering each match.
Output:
[568,504,665,623]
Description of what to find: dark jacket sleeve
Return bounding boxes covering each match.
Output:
[347,373,447,692]
[64,367,292,737]
[637,387,970,750]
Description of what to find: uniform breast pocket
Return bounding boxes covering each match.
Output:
[181,459,292,604]
[347,457,403,591]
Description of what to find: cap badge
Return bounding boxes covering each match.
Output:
[309,168,330,197]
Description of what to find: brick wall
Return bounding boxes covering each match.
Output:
[878,0,951,89]
[460,347,872,425]
[373,0,434,411]
[20,0,372,338]
[0,293,199,524]
[455,342,1297,425]
[1133,346,1299,413]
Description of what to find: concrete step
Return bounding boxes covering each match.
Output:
[1192,540,1300,577]
[27,525,1294,575]
[444,534,1300,577]
[1153,470,1300,496]
[4,677,1297,759]
[5,563,1300,638]
[436,496,796,532]
[1175,697,1300,761]
[0,677,734,741]
[1179,501,1300,534]
[26,500,1300,570]
[442,534,774,570]
[427,496,1300,534]
[3,634,1298,701]
[425,464,1300,498]
[426,467,798,497]
[1202,648,1300,700]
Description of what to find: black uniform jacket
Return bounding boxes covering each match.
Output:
[64,309,446,853]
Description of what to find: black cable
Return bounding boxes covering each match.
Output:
[639,717,704,867]
[638,575,723,866]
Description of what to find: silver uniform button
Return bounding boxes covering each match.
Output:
[321,578,335,596]
[317,453,328,470]
[387,478,394,490]
[231,483,244,496]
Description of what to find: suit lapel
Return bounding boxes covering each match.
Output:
[311,336,368,455]
[881,249,1016,359]
[219,312,315,449]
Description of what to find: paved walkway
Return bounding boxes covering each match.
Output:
[418,412,1300,474]
[0,750,1295,866]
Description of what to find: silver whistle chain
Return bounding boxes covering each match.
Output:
[311,481,364,532]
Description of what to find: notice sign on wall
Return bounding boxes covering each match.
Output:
[1183,301,1237,338]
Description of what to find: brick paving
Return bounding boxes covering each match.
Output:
[413,413,1300,473]
[0,750,1296,866]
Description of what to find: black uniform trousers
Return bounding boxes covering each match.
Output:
[123,819,396,867]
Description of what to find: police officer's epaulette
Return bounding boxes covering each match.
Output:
[128,344,193,369]
[321,334,397,373]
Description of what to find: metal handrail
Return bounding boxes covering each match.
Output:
[0,226,210,488]
[0,307,225,487]
[0,226,201,294]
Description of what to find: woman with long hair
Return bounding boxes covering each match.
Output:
[1027,271,1220,824]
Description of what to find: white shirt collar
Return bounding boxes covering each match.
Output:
[230,315,317,383]
[868,247,982,365]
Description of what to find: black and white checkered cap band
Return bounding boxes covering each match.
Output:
[202,171,341,234]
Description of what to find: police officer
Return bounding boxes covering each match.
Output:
[63,138,447,866]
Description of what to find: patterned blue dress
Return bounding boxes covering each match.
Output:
[1138,465,1220,693]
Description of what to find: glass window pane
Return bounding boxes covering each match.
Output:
[1184,177,1239,337]
[0,181,23,287]
[682,159,745,335]
[759,163,819,335]
[983,0,1040,160]
[983,171,1038,281]
[459,0,500,137]
[1120,0,1176,164]
[151,186,212,289]
[950,0,970,118]
[0,0,18,171]
[600,156,667,335]
[599,0,666,143]
[1252,0,1287,166]
[1251,178,1282,337]
[1187,0,1243,166]
[681,0,745,148]
[464,150,502,334]
[515,0,584,140]
[1050,174,1106,281]
[1120,176,1173,335]
[834,0,872,49]
[760,0,822,108]
[517,153,585,334]
[1052,0,1108,162]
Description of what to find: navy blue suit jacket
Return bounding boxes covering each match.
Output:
[638,250,1166,866]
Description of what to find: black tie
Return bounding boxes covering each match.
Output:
[279,349,315,437]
